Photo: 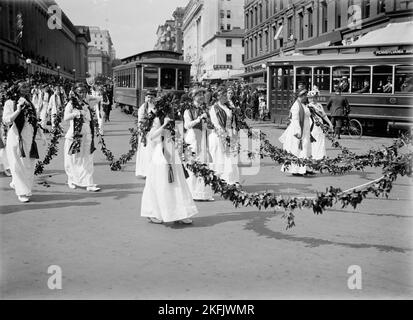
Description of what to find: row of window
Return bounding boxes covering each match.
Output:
[115,67,190,91]
[270,65,413,94]
[246,0,389,31]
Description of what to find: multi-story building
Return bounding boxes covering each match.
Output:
[182,0,245,81]
[243,0,413,83]
[0,0,90,80]
[87,26,116,77]
[154,7,185,53]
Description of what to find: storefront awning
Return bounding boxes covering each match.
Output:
[352,21,413,46]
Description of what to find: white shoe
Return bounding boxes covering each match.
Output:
[18,195,30,203]
[4,169,11,177]
[148,217,163,224]
[68,182,76,189]
[87,186,101,192]
[9,182,15,189]
[176,219,193,225]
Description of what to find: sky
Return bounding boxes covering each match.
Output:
[57,0,188,59]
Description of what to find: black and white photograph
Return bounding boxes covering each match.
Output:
[0,0,413,305]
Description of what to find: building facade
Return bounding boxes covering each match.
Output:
[87,26,115,77]
[154,7,185,53]
[182,0,245,81]
[243,0,413,83]
[0,0,90,80]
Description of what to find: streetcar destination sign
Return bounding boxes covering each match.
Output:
[374,49,413,56]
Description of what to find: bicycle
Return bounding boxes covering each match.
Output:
[341,115,363,138]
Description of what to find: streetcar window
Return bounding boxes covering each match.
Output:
[372,65,393,93]
[332,67,350,92]
[177,69,190,90]
[296,67,312,90]
[395,65,413,93]
[314,67,330,91]
[143,67,159,88]
[352,66,371,93]
[160,68,176,90]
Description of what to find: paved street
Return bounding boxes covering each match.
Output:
[1,107,412,300]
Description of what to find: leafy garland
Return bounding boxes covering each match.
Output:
[185,148,412,229]
[34,108,64,175]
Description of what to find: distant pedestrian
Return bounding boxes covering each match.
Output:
[326,85,350,140]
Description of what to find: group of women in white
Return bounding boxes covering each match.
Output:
[1,81,103,203]
[136,87,240,225]
[279,88,333,176]
[2,81,333,225]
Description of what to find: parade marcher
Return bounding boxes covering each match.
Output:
[31,84,41,108]
[47,85,63,128]
[209,87,240,185]
[326,85,351,140]
[307,89,334,160]
[2,82,39,202]
[0,94,11,176]
[141,108,198,225]
[101,87,111,123]
[184,88,214,201]
[38,85,50,130]
[135,90,157,178]
[279,89,313,176]
[258,95,267,120]
[63,83,101,192]
[91,86,104,135]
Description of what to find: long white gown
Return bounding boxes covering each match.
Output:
[135,102,155,177]
[0,105,10,172]
[2,99,36,196]
[64,101,96,188]
[47,93,62,128]
[141,117,198,222]
[279,100,312,174]
[309,102,328,160]
[184,108,213,200]
[208,103,240,185]
[39,91,49,129]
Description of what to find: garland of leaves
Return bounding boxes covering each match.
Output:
[34,108,64,175]
[185,148,412,229]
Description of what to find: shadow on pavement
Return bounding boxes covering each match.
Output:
[0,201,100,215]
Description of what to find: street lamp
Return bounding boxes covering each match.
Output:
[26,59,32,85]
[72,68,76,82]
[261,63,266,83]
[227,68,230,80]
[57,65,60,79]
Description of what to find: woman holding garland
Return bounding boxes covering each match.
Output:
[141,104,198,225]
[208,87,240,185]
[184,88,214,201]
[2,82,39,202]
[279,89,313,176]
[63,83,101,192]
[135,90,157,178]
[307,89,334,160]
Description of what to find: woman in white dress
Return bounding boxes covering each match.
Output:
[0,98,11,176]
[135,90,157,178]
[279,89,313,176]
[184,88,214,201]
[141,112,198,225]
[2,82,39,202]
[208,87,240,185]
[64,83,101,192]
[308,90,333,160]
